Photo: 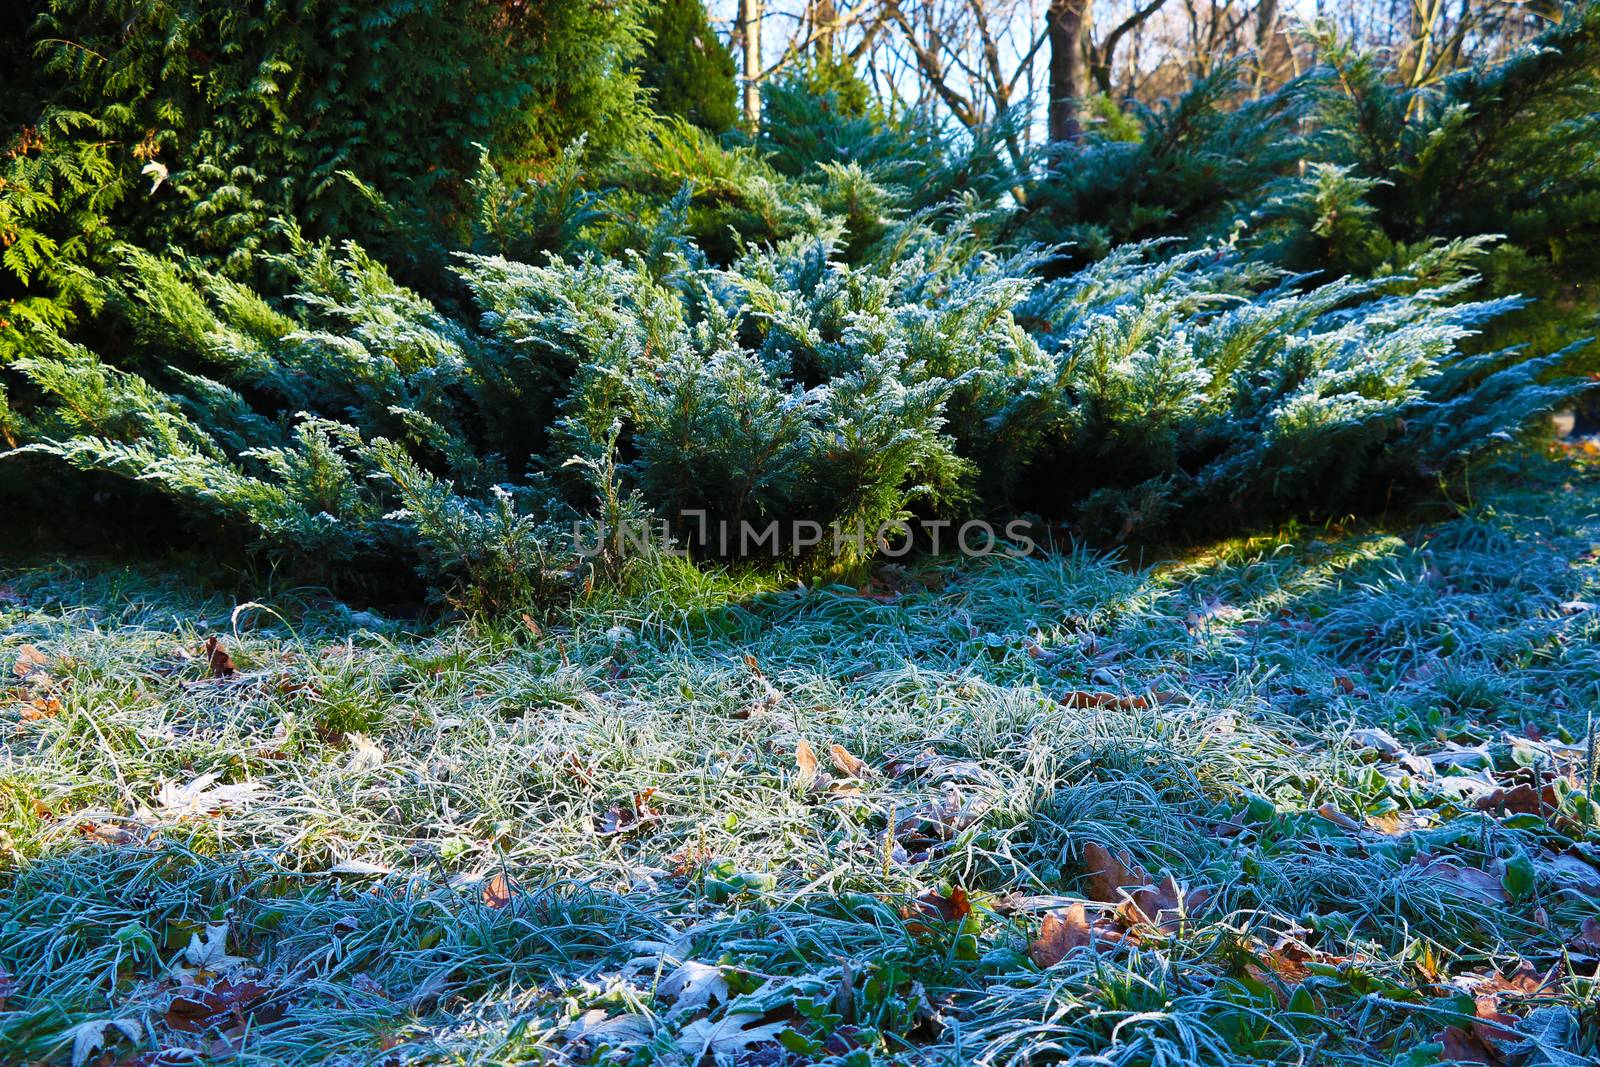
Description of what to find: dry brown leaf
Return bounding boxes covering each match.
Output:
[1122,872,1211,930]
[1256,935,1338,985]
[1412,854,1509,904]
[165,978,275,1034]
[1082,842,1147,904]
[78,819,152,846]
[1477,781,1558,816]
[11,644,47,679]
[1028,903,1125,966]
[1575,916,1600,952]
[1471,962,1559,1003]
[795,740,821,791]
[482,872,516,909]
[595,789,661,836]
[1315,802,1363,832]
[1543,851,1600,895]
[908,886,971,929]
[828,744,869,779]
[1080,843,1208,933]
[18,696,61,721]
[1363,811,1417,835]
[1437,1024,1505,1065]
[205,636,237,678]
[1060,690,1148,710]
[1029,904,1092,967]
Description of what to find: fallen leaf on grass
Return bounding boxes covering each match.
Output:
[674,1013,786,1056]
[327,858,394,877]
[1082,843,1145,904]
[1315,802,1363,832]
[1080,842,1210,932]
[911,886,972,924]
[829,744,870,778]
[1436,1024,1503,1065]
[658,961,729,1014]
[1576,916,1600,952]
[890,792,985,860]
[11,644,48,680]
[1411,854,1509,904]
[795,740,820,790]
[1028,903,1124,966]
[1256,933,1346,985]
[77,817,152,846]
[1348,727,1406,758]
[1538,851,1600,896]
[153,772,261,818]
[66,1017,143,1067]
[178,923,249,979]
[1060,690,1148,710]
[0,965,13,1010]
[1490,961,1551,993]
[165,979,273,1033]
[18,696,62,721]
[567,1010,653,1046]
[1477,781,1558,816]
[596,789,661,835]
[481,873,516,909]
[345,732,386,772]
[204,636,236,678]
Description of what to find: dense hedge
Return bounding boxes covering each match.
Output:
[2,1,1597,612]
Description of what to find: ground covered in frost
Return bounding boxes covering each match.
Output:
[2,451,1599,1065]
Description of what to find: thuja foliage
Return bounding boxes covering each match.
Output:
[6,193,1593,608]
[1022,4,1600,336]
[636,0,740,134]
[1,0,648,355]
[1252,7,1600,350]
[2,0,1598,612]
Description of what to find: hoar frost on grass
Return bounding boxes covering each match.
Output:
[0,453,1598,1065]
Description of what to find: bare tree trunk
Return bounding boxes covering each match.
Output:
[740,0,764,125]
[1089,0,1171,97]
[813,0,838,65]
[1048,0,1091,143]
[1252,0,1279,96]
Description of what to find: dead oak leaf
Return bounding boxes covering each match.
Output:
[1314,802,1363,832]
[1476,780,1560,816]
[1080,842,1209,932]
[1081,842,1146,905]
[1258,935,1329,985]
[1028,903,1125,967]
[1437,1024,1505,1065]
[19,696,62,721]
[1060,690,1148,711]
[1121,872,1211,931]
[904,886,973,935]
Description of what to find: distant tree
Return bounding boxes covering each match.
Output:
[638,0,741,132]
